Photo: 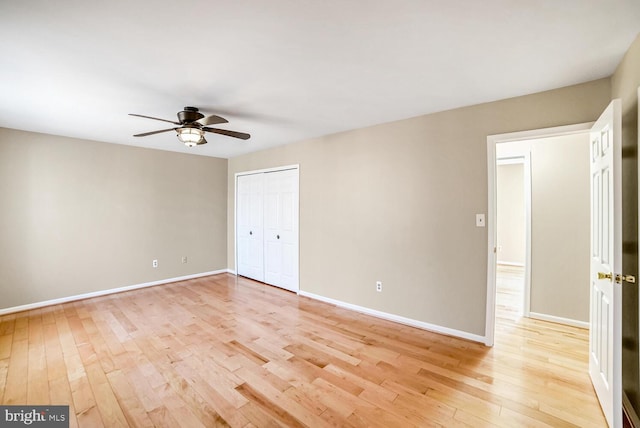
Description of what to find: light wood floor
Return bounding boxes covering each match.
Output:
[496,264,526,322]
[1,271,606,427]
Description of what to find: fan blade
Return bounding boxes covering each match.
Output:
[197,114,228,126]
[197,137,208,145]
[203,127,251,140]
[129,113,180,125]
[133,128,177,137]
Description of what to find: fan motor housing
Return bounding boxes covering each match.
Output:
[178,106,204,123]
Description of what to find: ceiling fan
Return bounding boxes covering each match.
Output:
[129,106,250,147]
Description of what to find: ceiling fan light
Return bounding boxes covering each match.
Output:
[176,127,204,146]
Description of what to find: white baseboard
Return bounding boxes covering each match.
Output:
[529,312,589,329]
[0,269,233,316]
[497,261,525,267]
[227,269,237,275]
[298,290,486,344]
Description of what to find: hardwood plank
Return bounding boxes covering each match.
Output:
[172,359,248,427]
[236,401,284,428]
[130,334,232,427]
[84,361,129,427]
[147,405,183,428]
[235,366,332,427]
[235,382,306,428]
[0,317,16,336]
[76,404,105,428]
[0,359,8,403]
[226,339,270,366]
[27,313,49,404]
[106,369,155,427]
[54,311,97,419]
[48,377,79,428]
[153,383,209,428]
[43,322,79,427]
[307,378,360,418]
[3,331,28,404]
[323,363,398,403]
[0,334,12,360]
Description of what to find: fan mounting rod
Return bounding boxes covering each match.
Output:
[178,106,204,123]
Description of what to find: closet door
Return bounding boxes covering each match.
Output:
[236,173,264,282]
[263,169,299,292]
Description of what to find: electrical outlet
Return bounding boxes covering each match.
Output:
[152,259,158,268]
[182,256,187,264]
[376,281,382,292]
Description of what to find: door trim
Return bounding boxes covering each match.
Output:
[234,164,300,285]
[636,87,640,428]
[485,123,593,346]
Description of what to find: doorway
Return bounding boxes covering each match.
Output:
[485,123,593,346]
[495,156,530,323]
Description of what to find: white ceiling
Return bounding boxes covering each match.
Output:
[1,1,639,159]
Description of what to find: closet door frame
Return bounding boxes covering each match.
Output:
[234,164,300,291]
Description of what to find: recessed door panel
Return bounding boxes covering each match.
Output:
[602,167,610,265]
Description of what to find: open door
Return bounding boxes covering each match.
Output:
[589,99,622,427]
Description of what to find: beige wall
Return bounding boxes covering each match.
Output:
[612,33,640,120]
[496,163,525,265]
[228,78,611,336]
[0,128,228,310]
[529,135,590,322]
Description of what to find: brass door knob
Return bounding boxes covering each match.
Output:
[598,272,613,281]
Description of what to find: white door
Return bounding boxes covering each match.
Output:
[264,169,299,292]
[589,99,622,428]
[237,173,264,282]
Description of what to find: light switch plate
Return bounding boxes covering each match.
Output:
[476,214,485,227]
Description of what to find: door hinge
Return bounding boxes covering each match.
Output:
[615,274,636,284]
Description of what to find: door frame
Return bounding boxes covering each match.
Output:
[636,87,640,427]
[495,154,531,318]
[485,123,593,346]
[234,164,300,283]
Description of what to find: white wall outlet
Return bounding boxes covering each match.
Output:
[152,259,158,268]
[182,256,187,264]
[376,281,382,292]
[476,214,485,227]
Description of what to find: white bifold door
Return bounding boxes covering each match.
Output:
[236,168,299,292]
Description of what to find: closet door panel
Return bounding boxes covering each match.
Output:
[279,173,298,290]
[237,173,264,282]
[264,169,298,291]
